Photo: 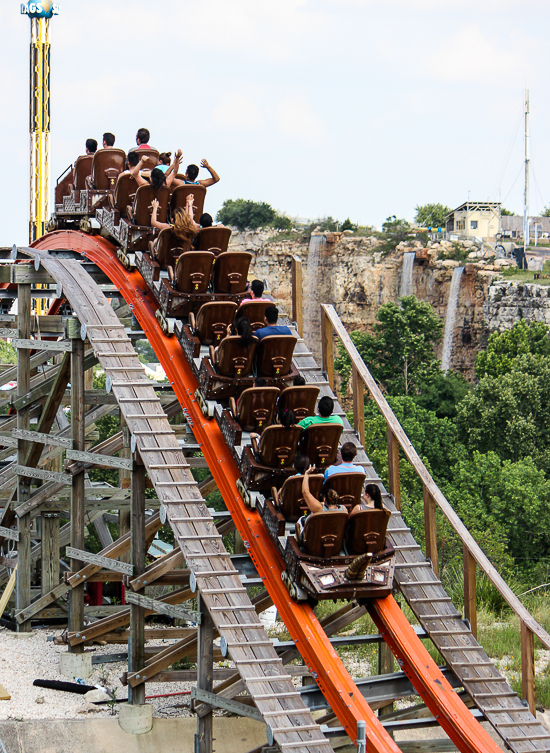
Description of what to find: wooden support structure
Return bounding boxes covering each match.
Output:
[521,621,535,715]
[352,366,365,446]
[386,426,401,512]
[320,305,334,390]
[129,456,146,705]
[69,336,85,653]
[16,283,32,633]
[423,485,438,577]
[463,545,476,638]
[291,255,303,338]
[196,594,214,753]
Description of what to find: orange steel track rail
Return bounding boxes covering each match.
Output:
[32,232,503,753]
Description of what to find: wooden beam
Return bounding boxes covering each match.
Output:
[69,337,85,653]
[291,255,303,338]
[65,547,134,575]
[66,449,133,471]
[387,426,401,511]
[423,484,438,577]
[12,429,72,449]
[128,548,185,591]
[463,544,476,638]
[126,592,200,624]
[320,306,334,390]
[129,458,146,706]
[352,366,365,447]
[521,621,535,715]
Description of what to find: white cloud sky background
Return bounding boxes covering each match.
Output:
[0,0,549,244]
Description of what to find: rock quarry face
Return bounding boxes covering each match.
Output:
[485,281,550,330]
[228,230,519,379]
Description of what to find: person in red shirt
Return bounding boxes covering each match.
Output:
[128,127,156,153]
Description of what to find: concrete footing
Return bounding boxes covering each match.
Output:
[13,631,35,639]
[59,652,93,679]
[118,704,153,735]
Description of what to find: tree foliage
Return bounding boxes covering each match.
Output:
[475,319,550,379]
[216,199,291,231]
[500,207,515,216]
[335,296,443,396]
[0,340,16,364]
[414,203,452,228]
[341,218,358,232]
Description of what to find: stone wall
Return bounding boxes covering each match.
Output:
[229,231,504,378]
[485,281,550,330]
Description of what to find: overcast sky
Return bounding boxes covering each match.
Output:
[1,0,549,244]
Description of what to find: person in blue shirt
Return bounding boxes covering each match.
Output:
[254,306,292,341]
[324,441,365,481]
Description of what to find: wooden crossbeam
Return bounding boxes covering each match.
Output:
[66,449,133,471]
[12,338,73,352]
[12,429,72,449]
[11,465,72,486]
[65,547,134,576]
[125,592,200,624]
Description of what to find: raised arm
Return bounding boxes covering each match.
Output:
[198,158,220,187]
[129,155,150,187]
[185,194,201,230]
[150,198,171,231]
[165,149,182,188]
[302,466,323,514]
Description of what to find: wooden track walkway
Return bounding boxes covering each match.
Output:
[288,325,550,753]
[31,249,332,753]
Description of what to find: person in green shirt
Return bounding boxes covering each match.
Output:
[297,396,344,430]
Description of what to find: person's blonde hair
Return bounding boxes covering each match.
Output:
[325,489,340,507]
[172,207,197,244]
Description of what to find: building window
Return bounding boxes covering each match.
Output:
[470,221,478,230]
[456,220,465,230]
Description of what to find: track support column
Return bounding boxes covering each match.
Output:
[196,594,214,753]
[129,455,146,706]
[16,283,32,634]
[521,621,535,715]
[423,484,438,576]
[386,426,401,511]
[463,545,477,638]
[68,336,85,653]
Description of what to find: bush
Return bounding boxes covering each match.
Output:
[216,199,291,231]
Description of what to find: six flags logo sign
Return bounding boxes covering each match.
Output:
[20,3,60,18]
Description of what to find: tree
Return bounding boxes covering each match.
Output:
[335,296,443,396]
[500,207,515,216]
[475,319,550,379]
[457,354,550,474]
[0,340,16,364]
[415,369,471,420]
[341,218,357,232]
[542,207,550,218]
[216,199,290,231]
[414,203,452,228]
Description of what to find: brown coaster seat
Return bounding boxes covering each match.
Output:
[110,173,138,219]
[345,508,392,557]
[301,511,349,558]
[218,387,280,447]
[255,335,297,387]
[212,251,252,295]
[171,185,206,221]
[120,185,170,252]
[277,385,320,422]
[87,148,126,190]
[236,300,272,332]
[149,228,186,269]
[190,301,238,346]
[299,423,343,470]
[272,473,324,523]
[135,148,159,167]
[323,472,366,511]
[209,335,258,379]
[173,251,215,294]
[239,426,303,492]
[71,155,93,193]
[195,226,232,255]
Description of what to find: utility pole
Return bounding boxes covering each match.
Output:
[523,89,530,263]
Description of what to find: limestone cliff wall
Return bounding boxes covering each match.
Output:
[484,281,550,330]
[229,231,502,378]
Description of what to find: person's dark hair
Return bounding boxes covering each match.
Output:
[150,167,166,190]
[325,488,341,508]
[365,483,383,510]
[234,316,255,347]
[294,454,309,474]
[86,138,97,153]
[103,132,115,147]
[136,128,150,144]
[293,374,306,386]
[186,164,199,181]
[250,279,264,298]
[277,407,296,429]
[254,377,267,387]
[340,442,357,463]
[318,396,334,418]
[264,306,279,325]
[127,152,140,168]
[199,213,213,228]
[158,152,171,165]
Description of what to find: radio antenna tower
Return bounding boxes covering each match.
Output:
[20,2,60,243]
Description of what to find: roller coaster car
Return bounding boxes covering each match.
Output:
[280,508,395,602]
[268,474,325,533]
[239,425,303,493]
[299,423,343,470]
[96,173,138,244]
[194,226,232,255]
[236,300,272,332]
[255,335,298,385]
[178,301,239,364]
[135,148,160,167]
[86,148,126,198]
[277,385,320,422]
[135,228,185,289]
[217,386,280,446]
[155,251,217,323]
[323,472,367,511]
[53,156,94,226]
[171,185,206,221]
[212,251,253,295]
[114,185,170,266]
